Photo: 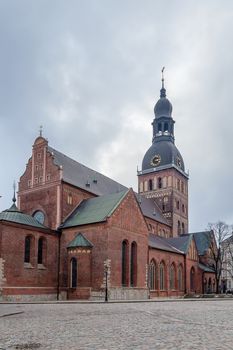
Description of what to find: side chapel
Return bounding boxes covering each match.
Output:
[0,75,215,300]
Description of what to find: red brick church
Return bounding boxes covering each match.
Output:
[0,78,215,301]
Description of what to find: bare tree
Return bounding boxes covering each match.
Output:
[207,221,231,294]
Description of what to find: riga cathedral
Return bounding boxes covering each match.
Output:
[0,76,216,301]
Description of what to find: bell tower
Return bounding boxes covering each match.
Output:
[138,69,189,237]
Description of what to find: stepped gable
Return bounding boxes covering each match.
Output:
[48,146,127,195]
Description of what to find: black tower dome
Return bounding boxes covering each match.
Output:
[142,70,185,173]
[154,82,173,118]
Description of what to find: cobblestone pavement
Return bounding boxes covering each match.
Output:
[0,300,233,350]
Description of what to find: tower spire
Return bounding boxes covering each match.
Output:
[12,181,16,203]
[161,66,165,88]
[160,66,166,98]
[39,125,43,137]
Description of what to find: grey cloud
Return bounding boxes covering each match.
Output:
[1,1,233,232]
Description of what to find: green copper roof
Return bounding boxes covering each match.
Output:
[67,232,93,248]
[62,189,129,228]
[0,203,47,229]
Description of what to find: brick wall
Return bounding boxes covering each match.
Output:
[145,217,172,237]
[1,221,58,299]
[61,183,94,222]
[60,190,149,299]
[149,248,184,297]
[138,167,189,237]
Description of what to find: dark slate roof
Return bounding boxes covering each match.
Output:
[62,189,129,228]
[0,203,47,229]
[199,263,215,273]
[67,232,93,248]
[48,146,127,195]
[142,140,185,172]
[136,194,171,226]
[192,231,213,256]
[149,234,183,254]
[166,234,193,254]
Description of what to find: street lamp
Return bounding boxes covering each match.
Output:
[104,264,108,302]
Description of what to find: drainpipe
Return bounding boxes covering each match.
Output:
[147,242,150,299]
[56,229,62,301]
[184,254,187,294]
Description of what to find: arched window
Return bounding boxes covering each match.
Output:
[38,238,43,264]
[190,267,195,291]
[178,221,181,235]
[159,262,165,290]
[130,242,137,287]
[164,122,168,132]
[149,260,157,290]
[158,177,162,189]
[182,223,185,234]
[67,193,73,205]
[158,123,162,132]
[139,182,143,192]
[170,264,175,290]
[70,258,77,288]
[122,240,129,287]
[38,237,46,265]
[177,179,180,191]
[178,265,183,291]
[163,177,167,188]
[176,200,180,210]
[163,196,168,211]
[181,182,184,193]
[148,179,153,191]
[24,236,31,263]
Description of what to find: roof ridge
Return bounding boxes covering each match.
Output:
[48,146,127,189]
[105,189,130,219]
[149,234,183,254]
[157,236,184,254]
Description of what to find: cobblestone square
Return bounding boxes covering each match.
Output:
[0,300,233,350]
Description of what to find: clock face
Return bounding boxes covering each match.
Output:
[150,154,161,166]
[176,157,181,167]
[33,210,45,224]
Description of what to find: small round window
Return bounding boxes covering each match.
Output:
[33,211,45,224]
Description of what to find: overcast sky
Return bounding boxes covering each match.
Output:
[1,0,233,232]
